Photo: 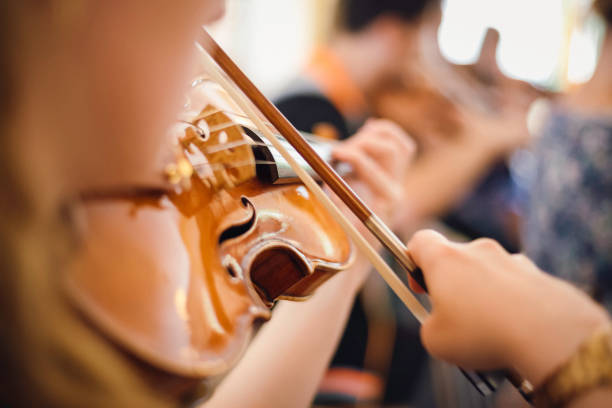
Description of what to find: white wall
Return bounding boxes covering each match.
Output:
[439,0,603,87]
[208,0,315,96]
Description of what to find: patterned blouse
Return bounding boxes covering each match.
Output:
[522,106,612,312]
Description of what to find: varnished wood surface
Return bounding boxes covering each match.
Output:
[65,177,352,379]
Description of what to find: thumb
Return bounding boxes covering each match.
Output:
[420,314,454,362]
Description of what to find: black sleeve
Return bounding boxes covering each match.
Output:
[275,93,351,140]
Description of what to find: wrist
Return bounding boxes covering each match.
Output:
[508,287,609,386]
[533,324,612,407]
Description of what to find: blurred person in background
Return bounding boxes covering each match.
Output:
[276,0,436,137]
[522,0,612,314]
[373,12,545,252]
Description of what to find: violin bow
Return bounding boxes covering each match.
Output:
[197,28,534,403]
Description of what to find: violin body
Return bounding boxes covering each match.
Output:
[64,80,353,395]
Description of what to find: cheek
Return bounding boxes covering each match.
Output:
[84,1,213,163]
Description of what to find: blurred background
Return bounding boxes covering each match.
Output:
[209,0,605,94]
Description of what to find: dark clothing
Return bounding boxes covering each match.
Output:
[444,162,520,252]
[275,93,351,140]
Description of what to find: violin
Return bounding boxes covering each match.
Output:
[65,76,353,402]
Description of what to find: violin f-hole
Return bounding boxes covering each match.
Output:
[249,246,310,305]
[218,197,256,244]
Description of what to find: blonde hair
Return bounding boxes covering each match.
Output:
[0,4,174,407]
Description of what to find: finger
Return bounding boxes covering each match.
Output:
[465,238,509,266]
[406,229,449,272]
[340,119,415,163]
[334,130,409,177]
[363,118,405,137]
[358,118,411,147]
[362,119,417,159]
[348,138,399,175]
[510,253,539,275]
[467,237,504,254]
[420,314,455,361]
[332,146,390,197]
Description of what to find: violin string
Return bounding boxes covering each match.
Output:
[203,139,272,154]
[201,138,331,162]
[177,119,276,146]
[177,122,296,155]
[191,159,277,171]
[178,80,331,168]
[179,117,331,158]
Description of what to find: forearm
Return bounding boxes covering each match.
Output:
[203,259,368,408]
[396,139,498,230]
